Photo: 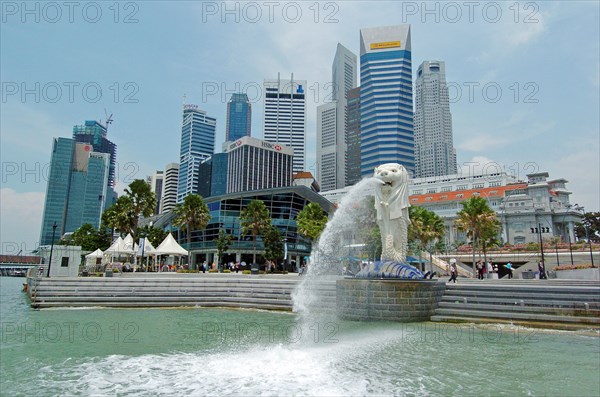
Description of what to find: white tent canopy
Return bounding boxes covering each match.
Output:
[137,237,155,256]
[153,233,188,256]
[86,248,104,258]
[105,234,137,255]
[105,236,125,254]
[123,233,135,252]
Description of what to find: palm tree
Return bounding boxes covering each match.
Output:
[216,230,233,271]
[102,195,135,236]
[296,202,328,242]
[240,200,271,268]
[409,206,445,272]
[124,179,157,236]
[263,226,284,271]
[455,196,498,275]
[173,194,211,269]
[479,218,501,268]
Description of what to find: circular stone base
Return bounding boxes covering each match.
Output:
[336,279,446,322]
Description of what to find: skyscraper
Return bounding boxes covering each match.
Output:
[317,43,358,191]
[414,61,457,178]
[147,171,164,215]
[263,73,306,173]
[316,102,338,191]
[72,120,116,188]
[359,25,414,177]
[225,136,293,194]
[226,93,252,142]
[160,163,179,213]
[177,104,216,203]
[40,138,110,245]
[345,87,361,186]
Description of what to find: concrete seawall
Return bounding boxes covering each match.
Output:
[27,274,316,311]
[26,275,600,331]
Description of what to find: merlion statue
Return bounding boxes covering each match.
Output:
[373,163,410,263]
[354,163,426,279]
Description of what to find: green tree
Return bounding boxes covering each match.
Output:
[408,206,445,272]
[575,212,600,243]
[216,230,233,271]
[296,202,329,242]
[102,195,135,236]
[173,194,211,268]
[455,196,498,275]
[137,225,168,248]
[58,223,111,251]
[479,218,501,265]
[263,226,284,270]
[364,225,382,262]
[240,200,271,266]
[124,179,157,235]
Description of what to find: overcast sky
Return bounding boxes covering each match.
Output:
[1,1,599,254]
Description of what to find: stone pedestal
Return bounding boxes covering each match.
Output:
[336,279,446,322]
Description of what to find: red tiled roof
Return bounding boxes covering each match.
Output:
[409,183,528,204]
[293,172,314,180]
[0,255,41,264]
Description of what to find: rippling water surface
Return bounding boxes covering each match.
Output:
[1,277,599,396]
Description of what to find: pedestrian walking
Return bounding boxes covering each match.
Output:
[505,262,514,279]
[538,261,547,279]
[448,258,458,283]
[476,260,485,280]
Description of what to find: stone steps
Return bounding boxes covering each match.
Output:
[432,281,600,330]
[28,276,338,311]
[437,302,600,318]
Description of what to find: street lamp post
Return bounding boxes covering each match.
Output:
[537,222,545,266]
[47,222,57,278]
[574,205,594,267]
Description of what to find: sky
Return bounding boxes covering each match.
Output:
[1,1,599,254]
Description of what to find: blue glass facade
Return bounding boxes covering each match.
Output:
[360,27,414,177]
[226,93,251,142]
[178,106,217,203]
[154,186,334,269]
[72,120,116,188]
[211,153,228,197]
[40,138,74,245]
[40,140,110,245]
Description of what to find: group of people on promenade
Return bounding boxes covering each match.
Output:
[447,258,548,282]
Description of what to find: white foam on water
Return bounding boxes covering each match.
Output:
[27,325,433,396]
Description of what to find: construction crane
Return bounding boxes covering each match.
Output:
[104,109,114,130]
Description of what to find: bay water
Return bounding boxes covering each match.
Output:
[1,277,599,396]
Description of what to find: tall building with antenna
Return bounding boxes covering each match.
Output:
[40,122,112,245]
[177,104,216,202]
[263,73,306,173]
[317,43,357,191]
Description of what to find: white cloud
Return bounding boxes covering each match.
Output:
[550,150,600,212]
[0,188,45,254]
[457,156,503,177]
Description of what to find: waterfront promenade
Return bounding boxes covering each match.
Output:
[25,272,600,332]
